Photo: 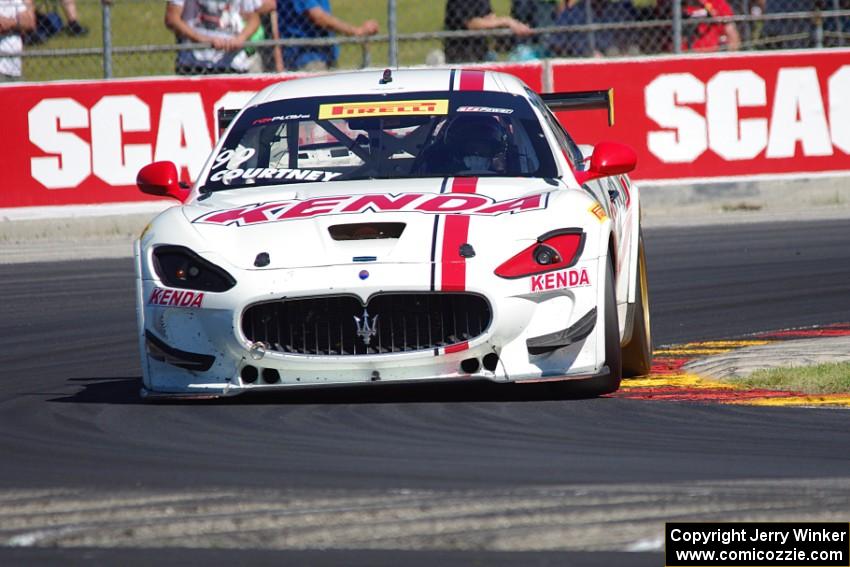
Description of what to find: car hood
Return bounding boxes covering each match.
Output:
[181,177,576,270]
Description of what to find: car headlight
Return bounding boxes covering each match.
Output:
[494,228,585,279]
[152,245,236,292]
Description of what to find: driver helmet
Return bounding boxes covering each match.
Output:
[444,114,508,173]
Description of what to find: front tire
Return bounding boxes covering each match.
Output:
[622,235,652,377]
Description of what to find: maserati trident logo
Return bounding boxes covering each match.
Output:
[353,308,379,345]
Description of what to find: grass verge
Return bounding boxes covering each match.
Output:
[736,362,850,395]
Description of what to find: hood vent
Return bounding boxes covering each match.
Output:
[328,222,406,241]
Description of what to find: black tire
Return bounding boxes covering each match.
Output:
[622,235,653,377]
[549,254,622,398]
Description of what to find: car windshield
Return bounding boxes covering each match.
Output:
[200,91,557,193]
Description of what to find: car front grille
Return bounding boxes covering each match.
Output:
[242,293,492,356]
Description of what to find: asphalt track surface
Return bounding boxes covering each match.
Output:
[2,218,850,566]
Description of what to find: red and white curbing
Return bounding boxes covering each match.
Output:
[614,323,850,406]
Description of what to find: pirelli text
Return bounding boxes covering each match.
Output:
[665,522,850,567]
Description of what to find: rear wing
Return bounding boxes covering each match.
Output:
[541,89,615,127]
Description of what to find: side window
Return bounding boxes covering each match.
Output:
[548,112,585,169]
[524,87,584,169]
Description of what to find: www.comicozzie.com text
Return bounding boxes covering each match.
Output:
[670,526,847,546]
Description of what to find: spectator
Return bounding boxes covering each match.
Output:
[444,0,533,63]
[682,0,741,51]
[549,0,651,57]
[0,0,35,81]
[761,0,823,50]
[595,0,641,55]
[631,0,664,54]
[548,0,597,58]
[512,0,558,30]
[59,0,88,36]
[165,0,262,75]
[276,0,379,71]
[509,0,558,56]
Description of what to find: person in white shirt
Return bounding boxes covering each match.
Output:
[165,0,262,75]
[0,0,34,81]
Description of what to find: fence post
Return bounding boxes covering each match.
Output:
[672,0,682,54]
[388,0,398,68]
[361,42,371,68]
[814,8,823,48]
[835,0,845,47]
[102,0,113,79]
[584,0,596,54]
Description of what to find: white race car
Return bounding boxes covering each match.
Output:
[135,68,651,399]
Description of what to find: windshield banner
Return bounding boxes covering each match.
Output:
[317,99,449,119]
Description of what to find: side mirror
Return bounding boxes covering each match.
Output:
[574,141,637,185]
[137,161,189,202]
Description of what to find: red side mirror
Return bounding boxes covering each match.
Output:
[574,141,637,185]
[137,161,189,202]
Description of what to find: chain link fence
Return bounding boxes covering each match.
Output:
[6,0,850,82]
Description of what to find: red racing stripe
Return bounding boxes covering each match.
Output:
[451,177,478,194]
[459,70,485,91]
[440,177,478,292]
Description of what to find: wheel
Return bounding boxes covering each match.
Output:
[549,253,622,398]
[622,234,652,377]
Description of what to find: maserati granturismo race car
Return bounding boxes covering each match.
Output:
[134,68,651,399]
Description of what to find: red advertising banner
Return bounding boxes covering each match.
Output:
[1,75,296,208]
[2,52,848,208]
[550,49,850,182]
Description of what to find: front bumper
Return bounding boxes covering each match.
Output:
[137,257,605,397]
